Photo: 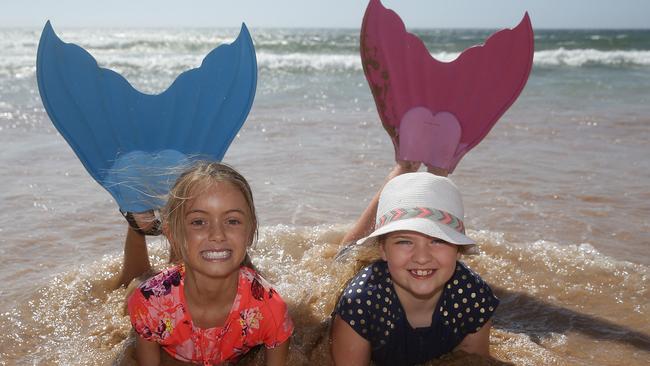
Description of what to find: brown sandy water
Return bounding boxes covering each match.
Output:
[0,226,647,365]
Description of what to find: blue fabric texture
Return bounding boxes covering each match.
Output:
[36,21,257,212]
[335,260,499,366]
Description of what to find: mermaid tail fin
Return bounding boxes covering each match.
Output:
[361,0,534,172]
[37,21,257,212]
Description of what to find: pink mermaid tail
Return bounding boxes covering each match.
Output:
[361,0,534,173]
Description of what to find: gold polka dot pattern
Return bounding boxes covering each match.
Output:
[334,261,499,365]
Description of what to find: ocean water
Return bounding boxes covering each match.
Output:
[0,26,649,365]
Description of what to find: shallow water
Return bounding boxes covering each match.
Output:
[1,27,649,365]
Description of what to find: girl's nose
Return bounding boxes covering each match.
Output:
[412,243,434,264]
[208,222,226,241]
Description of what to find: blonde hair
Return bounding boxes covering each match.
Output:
[163,161,258,269]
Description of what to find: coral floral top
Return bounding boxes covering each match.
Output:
[128,265,293,365]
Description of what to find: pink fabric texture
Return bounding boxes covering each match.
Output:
[128,265,293,364]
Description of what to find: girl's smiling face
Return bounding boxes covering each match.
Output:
[181,182,253,279]
[381,230,459,301]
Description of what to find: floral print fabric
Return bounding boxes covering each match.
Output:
[128,265,293,365]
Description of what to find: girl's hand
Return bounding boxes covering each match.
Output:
[390,159,421,179]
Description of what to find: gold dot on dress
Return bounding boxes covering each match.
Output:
[356,299,361,304]
[480,308,485,313]
[347,298,352,304]
[457,313,463,318]
[458,288,463,294]
[360,319,366,325]
[453,279,459,285]
[357,309,364,315]
[462,298,468,304]
[454,303,459,309]
[467,283,472,289]
[350,320,355,326]
[366,300,372,306]
[471,292,476,298]
[489,306,494,312]
[479,317,485,323]
[443,310,448,316]
[382,307,388,313]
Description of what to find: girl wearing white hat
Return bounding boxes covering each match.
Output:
[330,162,499,365]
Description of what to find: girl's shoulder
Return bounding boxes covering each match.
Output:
[238,266,286,306]
[438,262,499,335]
[134,265,184,301]
[334,261,399,343]
[342,260,390,294]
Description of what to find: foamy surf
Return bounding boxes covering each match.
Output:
[1,225,647,365]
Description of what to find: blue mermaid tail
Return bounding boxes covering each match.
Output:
[36,21,257,213]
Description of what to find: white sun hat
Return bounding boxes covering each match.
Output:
[356,172,476,252]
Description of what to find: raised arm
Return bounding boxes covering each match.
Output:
[340,161,426,245]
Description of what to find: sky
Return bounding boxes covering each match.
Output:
[1,0,649,29]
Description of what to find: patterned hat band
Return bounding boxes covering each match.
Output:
[376,207,466,234]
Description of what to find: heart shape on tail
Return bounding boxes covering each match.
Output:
[398,108,461,170]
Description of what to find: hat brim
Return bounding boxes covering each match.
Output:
[356,217,475,248]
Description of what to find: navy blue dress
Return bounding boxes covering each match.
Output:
[334,261,499,366]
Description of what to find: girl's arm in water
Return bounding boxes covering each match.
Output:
[340,161,422,245]
[135,334,161,366]
[454,319,493,356]
[330,315,371,366]
[265,339,290,366]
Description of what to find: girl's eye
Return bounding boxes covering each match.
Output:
[227,218,241,225]
[396,240,412,245]
[190,218,206,226]
[431,238,447,245]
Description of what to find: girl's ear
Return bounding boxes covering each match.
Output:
[379,241,387,261]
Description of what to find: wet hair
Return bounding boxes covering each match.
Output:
[163,161,258,269]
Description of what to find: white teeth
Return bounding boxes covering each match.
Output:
[411,269,433,276]
[201,250,231,260]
